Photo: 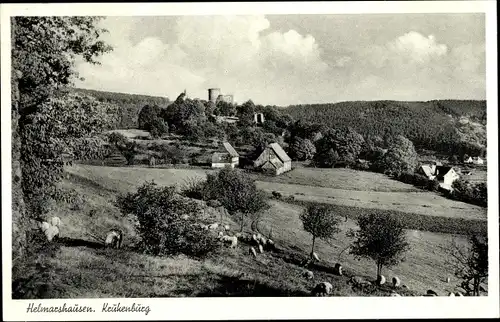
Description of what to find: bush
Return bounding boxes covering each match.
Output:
[116,181,219,258]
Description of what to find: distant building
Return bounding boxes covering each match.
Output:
[463,156,473,164]
[212,142,239,169]
[213,115,239,124]
[217,94,234,104]
[208,88,234,104]
[254,113,265,124]
[418,164,460,190]
[472,156,484,165]
[254,142,292,175]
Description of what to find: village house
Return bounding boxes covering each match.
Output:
[418,164,460,190]
[463,156,473,164]
[211,142,239,169]
[254,142,292,175]
[472,156,484,165]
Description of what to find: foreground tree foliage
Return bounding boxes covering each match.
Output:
[12,16,113,261]
[300,204,341,258]
[447,235,488,296]
[349,213,410,277]
[116,181,219,258]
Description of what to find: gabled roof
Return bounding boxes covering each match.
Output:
[223,142,239,157]
[269,142,291,163]
[435,166,454,180]
[419,165,435,178]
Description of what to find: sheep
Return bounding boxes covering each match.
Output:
[303,270,314,280]
[311,282,333,297]
[348,276,372,288]
[105,229,123,249]
[266,239,275,251]
[38,221,50,233]
[333,263,343,276]
[44,225,59,242]
[50,216,61,228]
[426,289,438,296]
[392,276,401,288]
[312,252,320,261]
[222,235,238,248]
[376,274,386,286]
[249,246,257,257]
[258,244,264,253]
[208,223,219,230]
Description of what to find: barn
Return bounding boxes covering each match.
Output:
[435,166,460,190]
[211,142,239,168]
[254,142,292,175]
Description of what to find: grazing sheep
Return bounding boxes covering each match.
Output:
[348,276,371,287]
[376,275,386,286]
[249,246,257,257]
[303,270,314,280]
[44,225,59,242]
[222,235,238,248]
[311,282,333,297]
[266,239,275,251]
[105,229,123,249]
[333,263,343,276]
[312,252,320,261]
[38,221,50,233]
[392,276,401,287]
[50,216,61,228]
[208,223,219,230]
[426,289,438,296]
[258,244,264,253]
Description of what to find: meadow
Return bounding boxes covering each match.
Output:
[19,163,474,298]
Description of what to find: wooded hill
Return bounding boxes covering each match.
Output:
[71,88,171,129]
[285,100,487,157]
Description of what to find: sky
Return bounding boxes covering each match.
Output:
[75,14,486,106]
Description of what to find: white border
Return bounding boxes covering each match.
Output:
[1,1,498,321]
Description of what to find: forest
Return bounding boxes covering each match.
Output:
[285,100,487,157]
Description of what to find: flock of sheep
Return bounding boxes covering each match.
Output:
[35,214,465,297]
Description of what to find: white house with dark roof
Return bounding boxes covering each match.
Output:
[254,142,292,175]
[211,142,239,168]
[418,164,460,190]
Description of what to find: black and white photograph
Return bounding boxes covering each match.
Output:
[1,1,498,320]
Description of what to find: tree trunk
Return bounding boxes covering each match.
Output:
[310,236,316,258]
[11,62,29,266]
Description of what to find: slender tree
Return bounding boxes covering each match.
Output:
[300,204,341,258]
[349,213,410,277]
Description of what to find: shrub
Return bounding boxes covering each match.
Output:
[116,181,219,258]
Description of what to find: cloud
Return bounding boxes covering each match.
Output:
[76,19,485,105]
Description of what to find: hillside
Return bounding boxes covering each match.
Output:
[285,100,487,156]
[71,88,171,129]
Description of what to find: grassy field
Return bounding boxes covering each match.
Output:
[14,164,474,298]
[68,165,487,223]
[258,200,470,296]
[248,167,422,192]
